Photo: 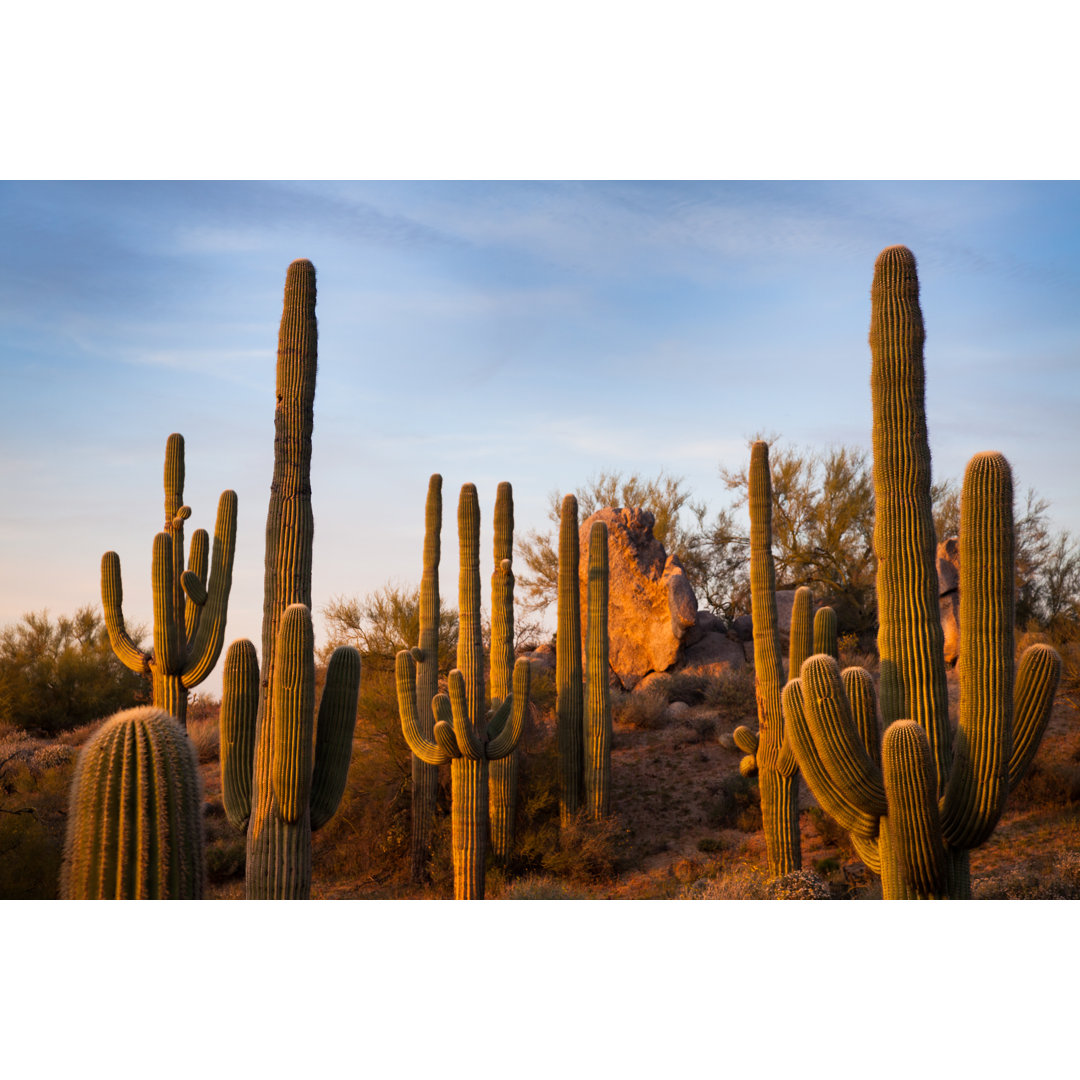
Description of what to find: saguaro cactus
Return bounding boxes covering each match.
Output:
[409,474,443,882]
[783,246,1061,899]
[584,520,611,820]
[488,481,520,860]
[61,706,204,899]
[788,585,814,678]
[556,493,584,826]
[812,606,838,659]
[397,482,532,899]
[731,441,801,877]
[220,259,362,899]
[101,433,237,728]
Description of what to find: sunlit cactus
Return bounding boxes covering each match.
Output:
[101,433,237,728]
[812,606,838,659]
[488,481,520,860]
[219,259,362,899]
[788,586,814,677]
[61,706,204,899]
[397,482,531,899]
[731,441,801,877]
[584,521,611,820]
[410,473,443,882]
[783,245,1061,899]
[556,494,584,827]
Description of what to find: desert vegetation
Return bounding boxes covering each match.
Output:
[2,246,1079,901]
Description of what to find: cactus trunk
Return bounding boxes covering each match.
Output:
[556,494,584,827]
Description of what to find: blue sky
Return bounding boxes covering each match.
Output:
[2,180,1079,693]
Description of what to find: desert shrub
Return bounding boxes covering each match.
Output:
[205,836,246,884]
[972,851,1080,900]
[765,869,831,899]
[682,861,769,899]
[705,773,761,833]
[0,736,76,898]
[666,672,709,705]
[0,607,148,734]
[697,836,725,854]
[499,874,591,900]
[702,667,756,723]
[187,714,220,764]
[1007,758,1080,811]
[690,716,717,743]
[614,690,669,731]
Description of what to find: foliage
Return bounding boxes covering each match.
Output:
[0,607,148,734]
[721,439,876,632]
[515,469,711,615]
[322,585,459,673]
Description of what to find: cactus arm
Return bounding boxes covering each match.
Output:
[181,489,238,689]
[183,527,209,645]
[799,655,888,827]
[733,726,759,755]
[310,645,362,832]
[100,551,151,674]
[940,452,1014,848]
[1009,643,1062,788]
[221,638,258,833]
[270,605,315,825]
[782,677,883,838]
[396,650,451,766]
[433,693,462,758]
[448,669,486,760]
[881,720,948,898]
[490,483,515,704]
[842,666,881,769]
[486,696,513,741]
[849,831,882,875]
[584,520,612,819]
[151,532,183,675]
[812,606,838,659]
[788,586,814,677]
[487,659,531,761]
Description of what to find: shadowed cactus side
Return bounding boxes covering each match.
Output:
[219,259,362,899]
[556,494,584,827]
[783,245,1062,899]
[731,441,801,877]
[397,482,531,899]
[409,474,443,882]
[61,706,204,899]
[101,433,238,728]
[488,482,520,860]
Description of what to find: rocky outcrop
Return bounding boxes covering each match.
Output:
[580,507,697,689]
[730,588,800,647]
[938,536,960,666]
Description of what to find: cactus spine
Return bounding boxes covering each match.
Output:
[733,441,801,877]
[101,433,237,728]
[488,481,520,860]
[783,246,1062,899]
[220,259,362,899]
[556,494,584,826]
[409,474,443,882]
[584,521,611,819]
[397,482,531,899]
[61,706,204,899]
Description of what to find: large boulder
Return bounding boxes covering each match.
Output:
[730,588,800,647]
[938,536,960,666]
[580,507,697,689]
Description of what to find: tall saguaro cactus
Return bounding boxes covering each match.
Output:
[220,259,362,899]
[731,441,801,877]
[584,520,611,820]
[488,481,520,860]
[556,494,584,826]
[101,433,238,728]
[783,246,1061,899]
[397,482,532,899]
[61,706,205,899]
[409,474,443,882]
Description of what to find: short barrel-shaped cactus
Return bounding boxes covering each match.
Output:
[61,706,205,899]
